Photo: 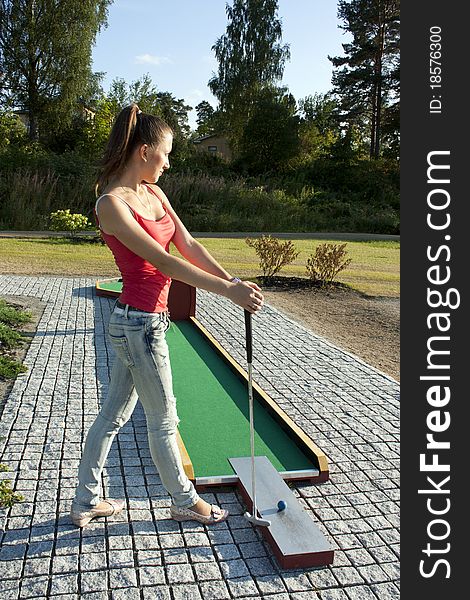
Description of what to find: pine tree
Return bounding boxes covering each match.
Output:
[195,101,216,136]
[208,0,290,147]
[329,0,400,159]
[0,0,112,140]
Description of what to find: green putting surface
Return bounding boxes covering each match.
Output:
[167,321,316,478]
[97,279,122,294]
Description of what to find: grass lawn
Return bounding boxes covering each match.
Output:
[0,237,399,297]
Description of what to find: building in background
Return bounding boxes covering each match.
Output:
[192,134,232,161]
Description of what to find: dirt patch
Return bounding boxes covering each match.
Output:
[259,278,400,381]
[0,295,46,417]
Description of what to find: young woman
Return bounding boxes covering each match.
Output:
[70,104,264,527]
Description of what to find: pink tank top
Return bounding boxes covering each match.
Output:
[95,186,176,312]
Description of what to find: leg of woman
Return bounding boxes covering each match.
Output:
[72,351,138,510]
[126,314,199,508]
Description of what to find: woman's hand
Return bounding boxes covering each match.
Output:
[227,280,264,314]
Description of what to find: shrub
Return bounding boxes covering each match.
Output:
[49,209,91,238]
[0,355,28,379]
[0,299,32,327]
[0,463,24,508]
[0,322,25,350]
[306,243,352,286]
[246,235,299,278]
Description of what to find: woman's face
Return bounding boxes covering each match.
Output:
[142,132,173,183]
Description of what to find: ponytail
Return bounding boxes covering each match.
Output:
[95,103,173,195]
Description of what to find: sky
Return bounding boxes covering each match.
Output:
[91,0,349,129]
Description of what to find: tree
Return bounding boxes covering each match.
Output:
[195,100,216,136]
[297,93,341,159]
[0,0,112,140]
[208,0,290,147]
[238,86,299,173]
[0,110,27,150]
[328,0,400,159]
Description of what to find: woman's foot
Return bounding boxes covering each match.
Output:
[70,498,125,528]
[170,499,229,525]
[190,498,214,517]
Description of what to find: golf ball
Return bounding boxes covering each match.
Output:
[277,500,287,511]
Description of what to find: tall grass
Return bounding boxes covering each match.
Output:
[0,154,400,233]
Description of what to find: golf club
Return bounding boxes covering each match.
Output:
[243,309,271,527]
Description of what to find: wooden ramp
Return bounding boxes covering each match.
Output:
[229,456,334,569]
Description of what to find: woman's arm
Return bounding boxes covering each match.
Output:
[97,194,263,312]
[149,185,238,281]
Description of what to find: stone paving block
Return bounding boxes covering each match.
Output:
[226,575,260,597]
[136,550,163,567]
[320,589,351,600]
[133,535,160,551]
[139,565,166,586]
[207,529,234,545]
[0,277,400,598]
[281,570,315,593]
[19,575,50,598]
[81,593,108,600]
[214,543,241,561]
[0,542,27,561]
[159,533,185,549]
[162,547,188,564]
[80,570,109,594]
[0,578,20,600]
[255,574,288,595]
[332,565,367,587]
[49,573,79,596]
[183,532,210,547]
[344,585,378,600]
[108,548,134,568]
[166,562,195,584]
[23,556,51,577]
[238,541,268,559]
[219,557,250,580]
[141,586,171,600]
[171,584,203,600]
[188,546,215,563]
[111,588,142,600]
[245,556,277,577]
[194,561,223,581]
[108,566,139,589]
[371,582,400,599]
[199,580,231,600]
[79,552,108,571]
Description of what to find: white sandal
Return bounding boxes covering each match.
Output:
[70,498,125,528]
[170,503,229,525]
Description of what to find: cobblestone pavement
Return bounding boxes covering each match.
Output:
[0,276,400,600]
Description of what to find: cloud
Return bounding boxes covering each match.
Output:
[134,54,172,66]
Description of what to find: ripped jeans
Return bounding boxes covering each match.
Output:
[72,306,199,510]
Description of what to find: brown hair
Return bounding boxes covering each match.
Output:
[95,103,173,195]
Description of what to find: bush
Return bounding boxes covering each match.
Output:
[49,209,91,238]
[0,299,32,327]
[0,463,24,508]
[0,323,25,350]
[0,355,27,380]
[306,243,352,286]
[246,235,299,278]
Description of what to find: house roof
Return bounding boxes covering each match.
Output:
[192,133,223,144]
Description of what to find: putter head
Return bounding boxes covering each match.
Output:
[244,511,271,527]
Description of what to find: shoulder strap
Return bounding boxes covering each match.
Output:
[144,184,166,208]
[95,193,136,217]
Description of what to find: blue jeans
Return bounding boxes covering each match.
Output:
[72,305,199,510]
